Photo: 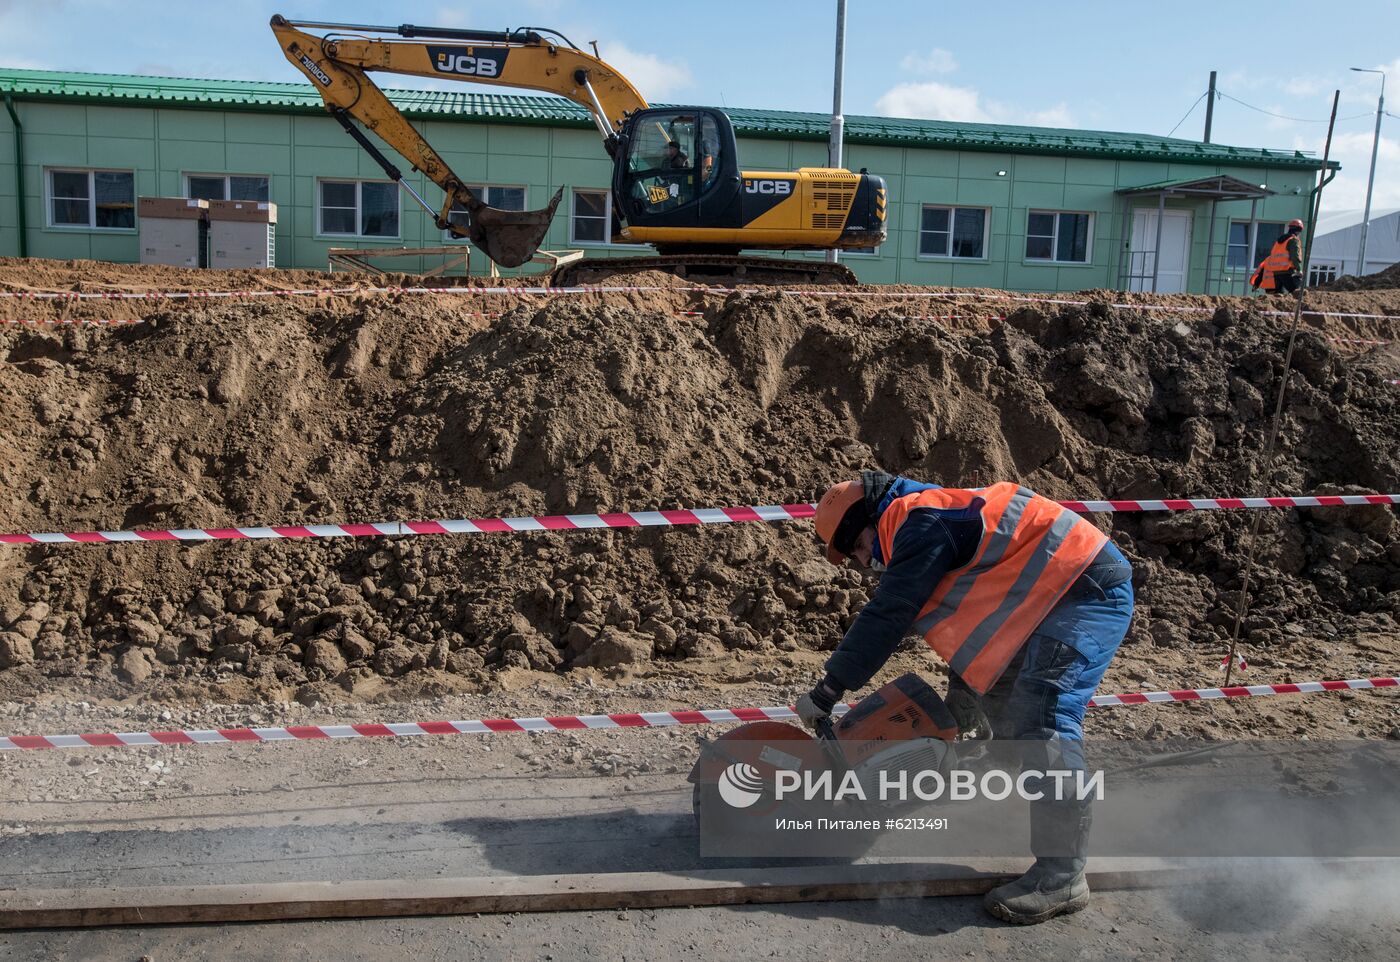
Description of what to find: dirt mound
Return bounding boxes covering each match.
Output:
[3,261,1400,703]
[1322,261,1400,292]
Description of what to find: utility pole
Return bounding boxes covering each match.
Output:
[825,0,846,265]
[1203,70,1217,142]
[1350,67,1386,277]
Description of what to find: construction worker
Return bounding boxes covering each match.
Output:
[797,471,1134,925]
[1250,218,1305,294]
[665,140,690,169]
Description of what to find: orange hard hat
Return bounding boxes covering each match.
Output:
[814,480,865,564]
[1288,218,1304,230]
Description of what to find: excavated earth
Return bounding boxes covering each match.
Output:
[1,257,1400,738]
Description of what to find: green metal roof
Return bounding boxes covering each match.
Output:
[0,66,1335,170]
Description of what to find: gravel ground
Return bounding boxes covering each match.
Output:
[1,660,1398,959]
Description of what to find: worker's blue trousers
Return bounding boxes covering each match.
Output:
[996,561,1135,741]
[950,550,1134,865]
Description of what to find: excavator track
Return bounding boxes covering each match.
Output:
[550,254,859,288]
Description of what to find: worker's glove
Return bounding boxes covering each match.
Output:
[795,676,844,730]
[946,687,993,742]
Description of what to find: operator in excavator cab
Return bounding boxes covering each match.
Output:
[797,471,1134,925]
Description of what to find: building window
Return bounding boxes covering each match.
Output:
[318,180,399,238]
[1026,210,1092,263]
[920,206,988,258]
[185,174,270,202]
[46,168,135,230]
[1309,262,1340,286]
[843,243,881,257]
[443,184,527,239]
[1227,221,1286,271]
[570,188,614,245]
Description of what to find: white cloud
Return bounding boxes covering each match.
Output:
[1226,61,1395,112]
[900,48,958,75]
[1025,103,1075,127]
[874,81,1075,128]
[0,1,46,68]
[1219,68,1258,91]
[432,7,472,28]
[132,62,179,77]
[1283,77,1324,97]
[1336,62,1391,107]
[597,41,693,100]
[1301,130,1400,210]
[0,56,49,70]
[1260,107,1301,133]
[875,81,987,121]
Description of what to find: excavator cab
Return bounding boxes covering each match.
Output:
[613,108,737,243]
[612,106,887,261]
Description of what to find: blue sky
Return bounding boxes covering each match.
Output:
[2,0,1396,212]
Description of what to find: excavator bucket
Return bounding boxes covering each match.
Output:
[466,188,565,269]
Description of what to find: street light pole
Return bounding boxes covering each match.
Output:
[826,0,846,265]
[1350,67,1386,278]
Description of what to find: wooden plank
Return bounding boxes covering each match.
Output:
[0,860,1195,930]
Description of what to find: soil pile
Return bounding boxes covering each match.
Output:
[1322,261,1400,292]
[2,260,1400,703]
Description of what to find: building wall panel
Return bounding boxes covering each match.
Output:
[0,93,1326,290]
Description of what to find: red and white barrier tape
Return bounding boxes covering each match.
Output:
[1,676,1394,751]
[0,285,666,301]
[1086,676,1399,706]
[0,287,361,301]
[1,283,1395,321]
[4,311,1006,326]
[0,311,1376,334]
[2,493,1397,546]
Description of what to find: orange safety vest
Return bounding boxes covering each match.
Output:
[1263,237,1294,273]
[1254,237,1297,289]
[877,483,1109,694]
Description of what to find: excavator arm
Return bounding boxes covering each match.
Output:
[270,15,649,267]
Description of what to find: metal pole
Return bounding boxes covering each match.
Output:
[1222,89,1340,688]
[1204,71,1217,143]
[825,0,846,265]
[2,89,26,259]
[1118,202,1131,288]
[1151,192,1166,291]
[1352,70,1385,276]
[1204,197,1217,295]
[1245,197,1258,296]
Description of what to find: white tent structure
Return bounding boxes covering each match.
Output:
[1308,207,1400,284]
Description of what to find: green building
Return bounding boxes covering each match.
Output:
[0,67,1335,293]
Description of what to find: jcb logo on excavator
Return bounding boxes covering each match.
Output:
[744,180,793,195]
[428,45,507,78]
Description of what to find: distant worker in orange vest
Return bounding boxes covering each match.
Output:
[1250,218,1305,294]
[798,471,1134,925]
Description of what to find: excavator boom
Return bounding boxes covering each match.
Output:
[271,15,885,281]
[270,15,647,266]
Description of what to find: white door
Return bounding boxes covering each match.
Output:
[1129,209,1192,293]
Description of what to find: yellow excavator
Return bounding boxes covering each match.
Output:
[270,15,886,284]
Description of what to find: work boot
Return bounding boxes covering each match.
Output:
[985,789,1092,924]
[984,858,1089,924]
